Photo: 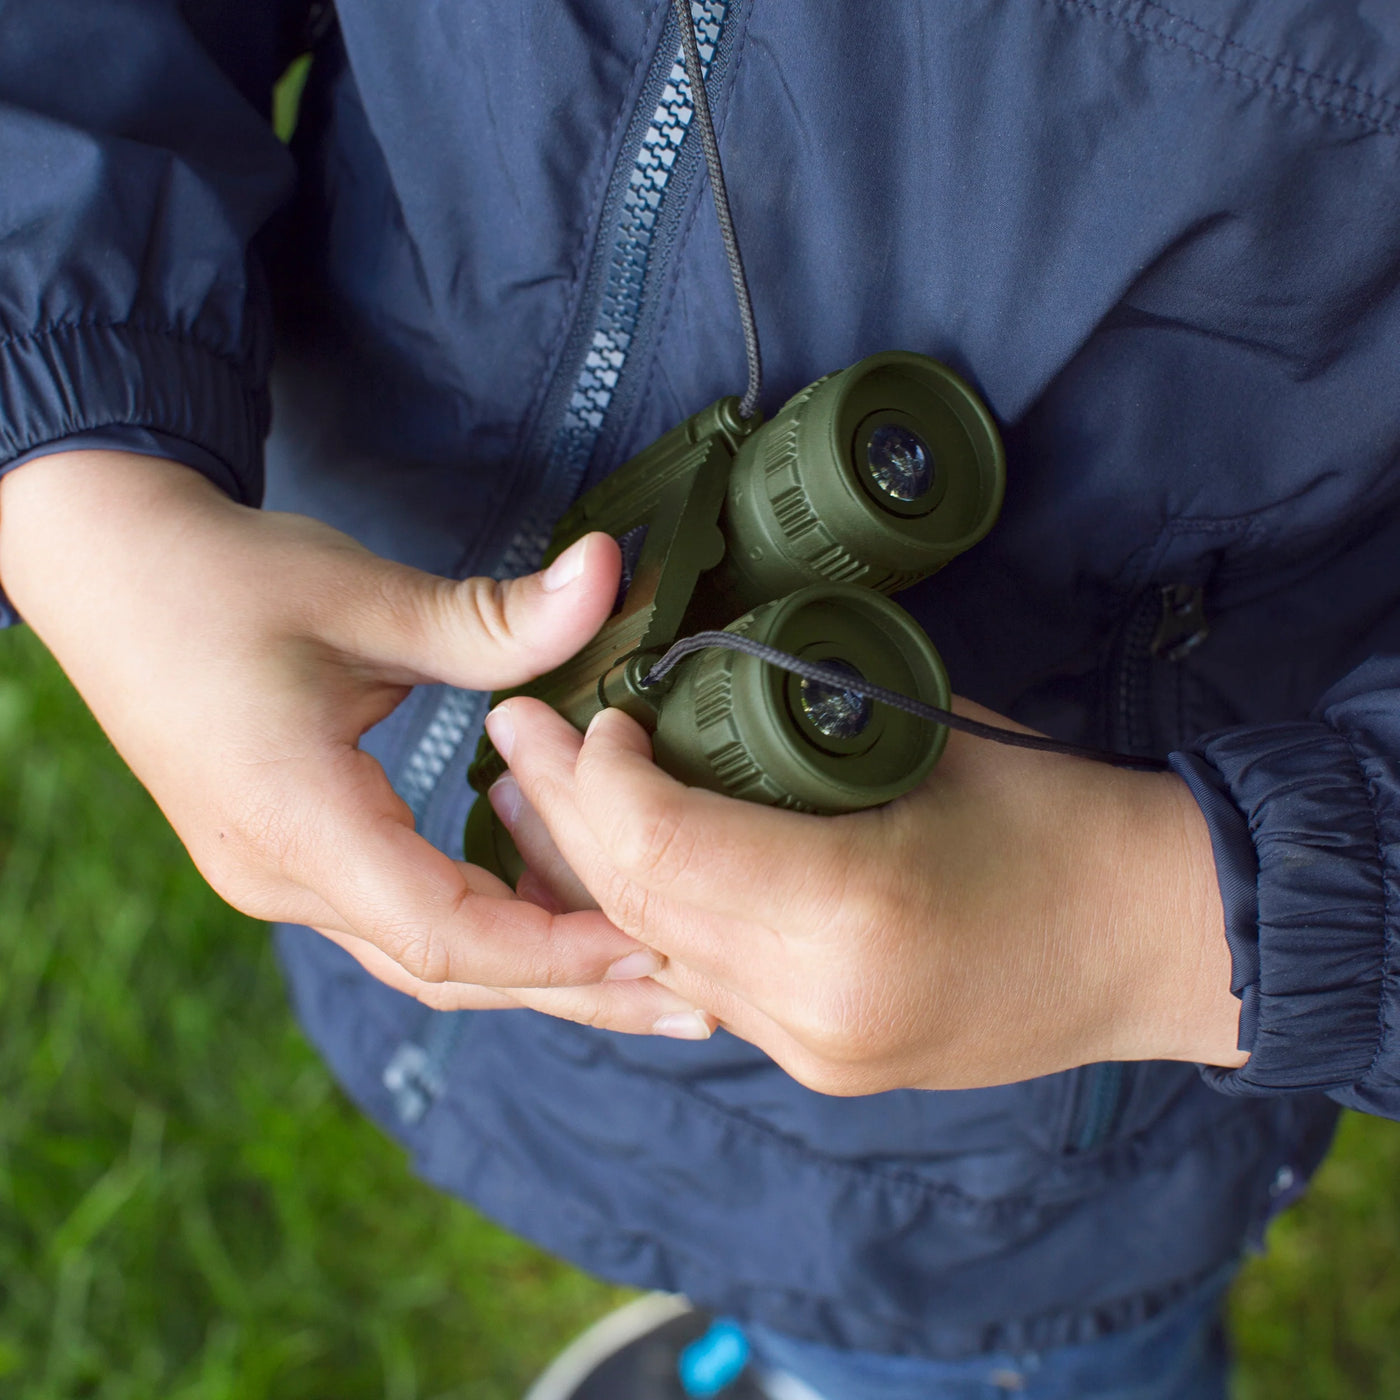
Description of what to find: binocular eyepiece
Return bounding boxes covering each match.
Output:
[722,353,1005,605]
[464,351,1005,884]
[649,583,954,811]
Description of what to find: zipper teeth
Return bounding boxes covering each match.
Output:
[396,1,731,819]
[1113,591,1158,755]
[548,0,725,512]
[396,688,485,821]
[1075,1062,1125,1153]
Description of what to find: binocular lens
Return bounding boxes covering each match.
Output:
[798,661,872,740]
[865,423,934,503]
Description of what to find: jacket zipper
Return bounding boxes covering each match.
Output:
[393,1,738,826]
[382,2,739,1122]
[1112,588,1162,760]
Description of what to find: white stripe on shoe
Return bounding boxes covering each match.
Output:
[753,1367,831,1400]
[524,1293,695,1400]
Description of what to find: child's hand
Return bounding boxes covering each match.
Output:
[487,695,1250,1092]
[0,451,713,1038]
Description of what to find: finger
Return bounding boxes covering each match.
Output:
[484,701,784,990]
[483,701,899,1075]
[317,923,716,1038]
[489,772,600,912]
[222,841,518,937]
[514,981,717,1039]
[288,744,659,988]
[335,532,623,691]
[499,699,853,936]
[314,924,521,1010]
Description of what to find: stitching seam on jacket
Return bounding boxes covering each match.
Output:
[1047,0,1400,137]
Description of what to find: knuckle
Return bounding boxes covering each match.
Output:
[376,921,450,984]
[374,566,442,637]
[409,980,464,1011]
[570,996,612,1031]
[783,1035,894,1098]
[791,985,888,1071]
[189,840,244,906]
[612,796,692,889]
[799,1019,862,1069]
[597,869,655,937]
[495,919,581,992]
[524,948,570,991]
[537,934,599,990]
[456,575,516,652]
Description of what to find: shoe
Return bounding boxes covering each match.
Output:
[524,1293,771,1400]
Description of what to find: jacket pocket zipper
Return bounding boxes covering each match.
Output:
[1069,1061,1125,1154]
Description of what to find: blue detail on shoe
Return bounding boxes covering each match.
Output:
[678,1319,750,1397]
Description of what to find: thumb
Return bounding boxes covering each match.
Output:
[350,532,623,691]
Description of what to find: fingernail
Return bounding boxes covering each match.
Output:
[485,705,515,762]
[542,537,588,592]
[585,708,610,740]
[488,774,522,827]
[605,948,665,981]
[652,1011,714,1041]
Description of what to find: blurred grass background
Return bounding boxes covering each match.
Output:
[0,626,629,1398]
[3,608,1399,1399]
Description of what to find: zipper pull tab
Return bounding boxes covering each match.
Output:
[1150,584,1209,661]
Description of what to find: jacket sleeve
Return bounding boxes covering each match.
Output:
[0,0,300,506]
[1170,655,1400,1117]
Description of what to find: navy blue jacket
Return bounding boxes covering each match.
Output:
[4,0,1398,1359]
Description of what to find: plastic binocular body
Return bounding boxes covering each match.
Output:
[464,351,1005,884]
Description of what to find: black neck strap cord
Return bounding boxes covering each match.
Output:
[642,635,1170,772]
[665,4,1166,775]
[672,0,762,419]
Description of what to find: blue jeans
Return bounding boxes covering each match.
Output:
[742,1265,1233,1400]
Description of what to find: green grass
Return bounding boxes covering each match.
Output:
[0,626,626,1399]
[273,56,311,145]
[2,622,1398,1397]
[1233,1110,1400,1399]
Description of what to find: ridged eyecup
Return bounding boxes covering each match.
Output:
[722,351,1005,605]
[651,584,950,813]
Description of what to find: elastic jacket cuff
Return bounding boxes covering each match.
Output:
[1171,725,1386,1094]
[0,320,266,505]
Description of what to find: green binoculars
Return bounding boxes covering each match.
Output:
[464,351,1006,883]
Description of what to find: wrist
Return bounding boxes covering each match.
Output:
[1103,770,1249,1068]
[0,449,226,622]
